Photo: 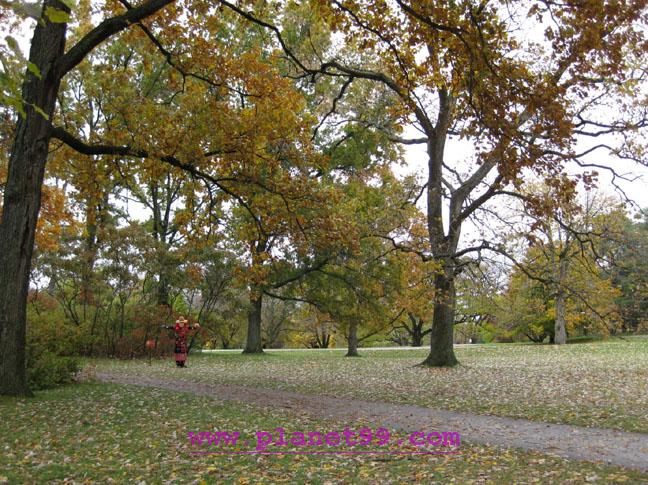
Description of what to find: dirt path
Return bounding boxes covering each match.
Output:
[96,371,648,471]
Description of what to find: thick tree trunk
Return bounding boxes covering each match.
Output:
[412,332,423,347]
[409,314,424,347]
[0,2,68,396]
[422,270,458,367]
[243,290,263,353]
[346,321,359,357]
[554,292,567,345]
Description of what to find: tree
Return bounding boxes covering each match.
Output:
[453,262,502,343]
[279,170,412,357]
[499,189,625,343]
[261,296,295,348]
[0,0,176,395]
[602,209,648,333]
[294,307,337,349]
[229,0,647,365]
[390,252,436,347]
[5,0,346,370]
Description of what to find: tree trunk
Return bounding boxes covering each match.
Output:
[322,332,331,348]
[412,332,423,347]
[346,321,359,357]
[422,270,458,367]
[0,2,68,396]
[554,292,567,345]
[422,90,459,367]
[409,313,424,347]
[243,290,263,353]
[157,272,170,307]
[81,204,97,310]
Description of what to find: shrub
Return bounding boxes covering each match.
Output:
[26,302,83,390]
[26,347,80,390]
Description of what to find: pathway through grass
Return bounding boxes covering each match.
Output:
[2,382,648,483]
[92,339,648,433]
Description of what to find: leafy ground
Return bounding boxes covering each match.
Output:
[2,382,647,484]
[92,338,648,433]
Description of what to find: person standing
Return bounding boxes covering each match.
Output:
[161,316,200,367]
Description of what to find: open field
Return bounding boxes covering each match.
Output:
[2,382,647,484]
[93,338,648,433]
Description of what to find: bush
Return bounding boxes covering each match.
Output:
[26,301,83,390]
[26,347,80,390]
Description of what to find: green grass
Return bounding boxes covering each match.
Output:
[1,382,647,483]
[92,338,648,433]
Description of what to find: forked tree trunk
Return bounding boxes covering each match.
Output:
[321,331,331,348]
[411,329,423,347]
[408,313,426,347]
[243,290,263,353]
[346,321,359,357]
[421,90,460,367]
[422,270,458,367]
[0,1,68,396]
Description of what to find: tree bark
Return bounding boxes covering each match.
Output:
[422,269,458,367]
[81,192,106,318]
[408,313,427,347]
[0,1,69,396]
[554,291,567,345]
[421,90,460,367]
[411,331,423,347]
[157,272,170,307]
[346,321,359,357]
[552,250,570,345]
[322,332,331,348]
[243,289,263,353]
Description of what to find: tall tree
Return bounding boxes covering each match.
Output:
[0,0,176,395]
[223,0,648,365]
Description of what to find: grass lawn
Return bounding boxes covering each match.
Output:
[1,382,647,484]
[92,338,648,433]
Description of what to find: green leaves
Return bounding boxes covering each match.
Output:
[59,0,76,10]
[27,61,41,79]
[26,101,49,119]
[44,6,71,23]
[4,35,21,55]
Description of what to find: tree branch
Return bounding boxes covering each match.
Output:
[55,0,175,79]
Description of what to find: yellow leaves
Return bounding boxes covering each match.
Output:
[185,264,204,285]
[44,6,71,24]
[35,184,76,253]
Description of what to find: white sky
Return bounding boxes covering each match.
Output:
[394,126,648,214]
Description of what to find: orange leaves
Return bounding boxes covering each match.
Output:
[35,185,77,253]
[184,263,204,286]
